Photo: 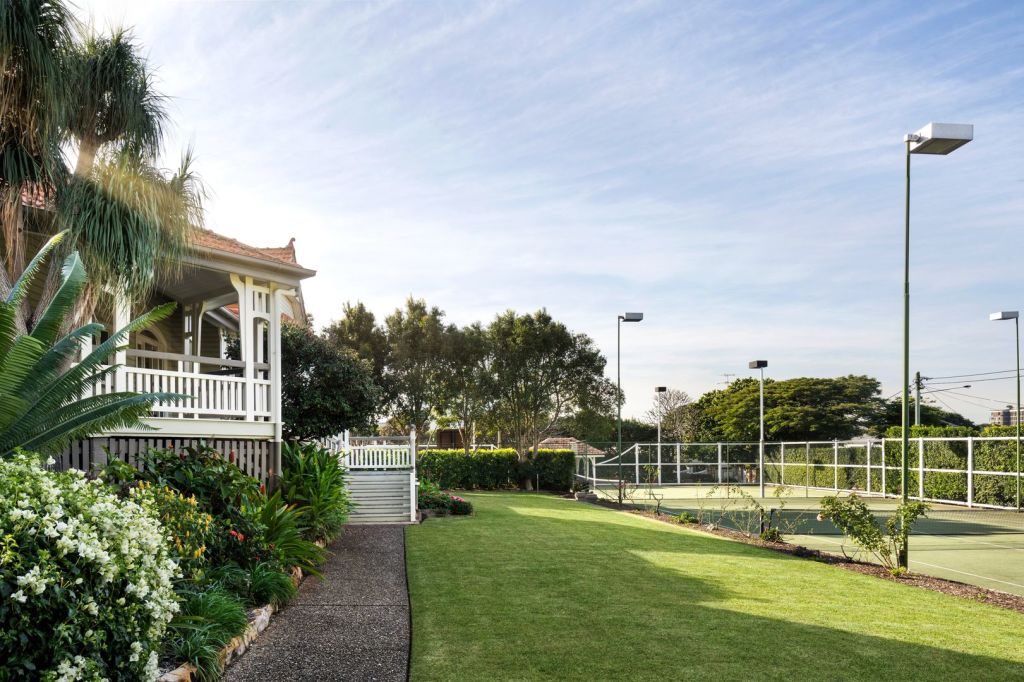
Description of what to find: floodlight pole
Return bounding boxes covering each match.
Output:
[899,138,912,570]
[1016,316,1021,512]
[758,366,765,497]
[617,316,623,504]
[615,313,643,503]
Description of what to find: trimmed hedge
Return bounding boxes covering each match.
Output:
[417,449,575,491]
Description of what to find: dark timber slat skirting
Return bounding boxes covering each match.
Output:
[53,437,278,487]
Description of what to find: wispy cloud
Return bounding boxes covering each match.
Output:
[77,0,1024,422]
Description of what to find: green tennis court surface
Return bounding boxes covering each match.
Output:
[593,482,1024,596]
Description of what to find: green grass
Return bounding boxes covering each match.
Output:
[406,492,1024,681]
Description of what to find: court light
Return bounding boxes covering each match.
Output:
[616,312,644,503]
[898,121,972,570]
[990,310,1021,511]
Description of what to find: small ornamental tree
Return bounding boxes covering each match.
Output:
[281,322,380,441]
[818,494,929,574]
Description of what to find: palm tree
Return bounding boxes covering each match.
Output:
[65,27,167,176]
[0,0,73,330]
[0,232,179,457]
[2,8,204,326]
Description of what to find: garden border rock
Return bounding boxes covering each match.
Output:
[157,541,326,682]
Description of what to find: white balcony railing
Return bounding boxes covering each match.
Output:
[88,350,273,421]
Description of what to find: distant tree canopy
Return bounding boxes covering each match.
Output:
[324,302,614,455]
[688,376,883,442]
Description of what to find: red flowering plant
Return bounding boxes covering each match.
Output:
[136,445,271,567]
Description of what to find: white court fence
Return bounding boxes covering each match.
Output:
[576,437,1023,510]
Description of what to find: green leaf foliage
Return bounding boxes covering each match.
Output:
[417,448,575,491]
[281,322,380,441]
[280,441,351,542]
[0,235,180,457]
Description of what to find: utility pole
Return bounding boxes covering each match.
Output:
[914,371,922,426]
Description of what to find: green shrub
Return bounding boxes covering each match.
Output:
[166,585,248,681]
[280,441,351,542]
[131,481,214,582]
[417,449,521,489]
[0,453,179,680]
[247,561,297,607]
[524,449,575,491]
[819,494,928,574]
[255,492,325,576]
[418,479,453,512]
[449,496,473,515]
[139,445,271,568]
[676,511,698,524]
[417,448,575,490]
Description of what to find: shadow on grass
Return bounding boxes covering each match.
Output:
[408,493,1024,681]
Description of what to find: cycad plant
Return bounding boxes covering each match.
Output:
[0,232,179,457]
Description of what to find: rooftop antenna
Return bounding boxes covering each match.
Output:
[721,373,736,385]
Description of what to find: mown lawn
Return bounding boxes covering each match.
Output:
[405,493,1024,681]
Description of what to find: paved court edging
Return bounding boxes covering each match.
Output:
[223,525,411,682]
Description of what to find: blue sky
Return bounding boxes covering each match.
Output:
[78,0,1024,422]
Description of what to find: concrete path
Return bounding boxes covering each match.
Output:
[223,525,410,682]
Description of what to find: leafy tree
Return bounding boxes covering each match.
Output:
[487,309,613,458]
[435,323,494,452]
[280,323,380,441]
[693,375,887,442]
[0,233,177,456]
[382,298,446,435]
[323,301,390,409]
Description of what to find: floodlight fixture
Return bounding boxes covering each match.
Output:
[621,312,644,322]
[990,311,1019,321]
[905,123,973,155]
[748,360,768,369]
[655,386,667,393]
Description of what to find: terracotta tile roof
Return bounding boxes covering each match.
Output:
[193,229,302,268]
[19,182,305,270]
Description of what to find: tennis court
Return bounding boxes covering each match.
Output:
[592,481,1024,596]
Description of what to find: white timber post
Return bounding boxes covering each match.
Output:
[269,287,286,442]
[675,443,681,484]
[780,442,786,487]
[113,292,131,393]
[918,438,925,500]
[866,441,872,495]
[634,445,640,484]
[656,442,662,484]
[717,443,723,484]
[230,275,255,423]
[805,442,810,497]
[882,440,887,498]
[410,427,418,523]
[967,436,974,508]
[833,439,839,491]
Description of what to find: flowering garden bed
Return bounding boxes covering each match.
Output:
[0,442,351,680]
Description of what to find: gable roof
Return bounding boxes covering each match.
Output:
[194,230,301,268]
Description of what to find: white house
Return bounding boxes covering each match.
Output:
[65,227,316,484]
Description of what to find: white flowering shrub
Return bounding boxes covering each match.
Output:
[0,453,180,680]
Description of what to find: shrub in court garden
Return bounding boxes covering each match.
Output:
[0,453,179,680]
[818,494,928,574]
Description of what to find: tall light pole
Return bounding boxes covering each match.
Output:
[617,312,643,504]
[990,311,1020,511]
[900,122,973,569]
[655,385,667,447]
[749,360,767,497]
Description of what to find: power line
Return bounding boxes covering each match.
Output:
[941,390,1013,406]
[927,375,1019,385]
[925,368,1020,380]
[936,391,1004,412]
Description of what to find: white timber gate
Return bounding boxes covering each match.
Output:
[331,430,418,524]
